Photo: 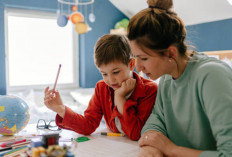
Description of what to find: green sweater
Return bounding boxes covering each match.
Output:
[142,52,232,157]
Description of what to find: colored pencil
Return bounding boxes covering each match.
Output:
[53,64,62,91]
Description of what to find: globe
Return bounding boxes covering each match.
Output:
[0,95,30,135]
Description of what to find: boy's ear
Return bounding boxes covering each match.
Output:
[129,58,135,70]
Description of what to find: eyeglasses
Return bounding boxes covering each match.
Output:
[37,119,61,131]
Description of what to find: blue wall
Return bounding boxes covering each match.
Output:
[186,18,232,52]
[0,0,126,94]
[79,1,127,88]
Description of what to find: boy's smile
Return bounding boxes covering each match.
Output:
[98,60,133,90]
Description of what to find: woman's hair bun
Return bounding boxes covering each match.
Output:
[147,0,173,10]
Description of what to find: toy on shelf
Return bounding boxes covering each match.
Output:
[110,18,129,35]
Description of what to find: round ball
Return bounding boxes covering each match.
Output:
[71,5,78,12]
[75,22,88,34]
[57,14,68,27]
[0,96,30,135]
[89,13,96,23]
[70,12,84,24]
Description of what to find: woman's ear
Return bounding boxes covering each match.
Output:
[166,46,178,60]
[129,58,136,71]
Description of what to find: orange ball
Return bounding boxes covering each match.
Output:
[70,12,84,24]
[71,5,77,11]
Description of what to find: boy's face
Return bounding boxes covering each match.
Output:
[98,60,134,90]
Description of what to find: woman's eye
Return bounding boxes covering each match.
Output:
[141,58,148,61]
[102,74,107,76]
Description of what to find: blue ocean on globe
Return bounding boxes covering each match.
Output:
[0,95,30,135]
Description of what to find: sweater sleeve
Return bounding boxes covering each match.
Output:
[111,83,157,141]
[56,85,103,135]
[199,63,232,157]
[141,77,167,136]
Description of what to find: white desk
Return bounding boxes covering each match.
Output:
[13,124,140,157]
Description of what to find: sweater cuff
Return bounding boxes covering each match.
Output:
[199,151,219,157]
[55,106,75,129]
[55,114,64,128]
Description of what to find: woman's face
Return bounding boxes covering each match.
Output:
[130,41,170,80]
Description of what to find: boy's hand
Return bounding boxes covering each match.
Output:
[44,86,65,118]
[115,78,136,97]
[114,78,136,115]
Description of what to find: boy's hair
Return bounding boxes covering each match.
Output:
[94,34,132,67]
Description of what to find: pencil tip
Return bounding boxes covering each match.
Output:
[101,132,107,136]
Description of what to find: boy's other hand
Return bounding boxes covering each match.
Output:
[115,78,136,97]
[44,86,65,118]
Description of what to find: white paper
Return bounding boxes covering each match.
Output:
[71,138,140,157]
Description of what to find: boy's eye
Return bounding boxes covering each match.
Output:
[113,71,120,74]
[102,74,107,76]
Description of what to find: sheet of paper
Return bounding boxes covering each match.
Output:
[71,138,140,157]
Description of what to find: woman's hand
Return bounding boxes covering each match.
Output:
[44,86,65,118]
[139,146,163,157]
[139,131,177,157]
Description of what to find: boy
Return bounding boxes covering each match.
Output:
[44,34,158,140]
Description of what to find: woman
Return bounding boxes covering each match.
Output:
[127,0,232,156]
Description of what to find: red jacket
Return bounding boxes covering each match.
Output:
[56,72,158,140]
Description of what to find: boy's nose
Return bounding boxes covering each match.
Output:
[109,75,116,83]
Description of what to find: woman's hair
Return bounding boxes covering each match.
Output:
[94,34,132,67]
[127,0,187,57]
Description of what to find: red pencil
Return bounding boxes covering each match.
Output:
[0,139,26,148]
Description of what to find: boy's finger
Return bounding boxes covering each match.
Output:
[44,99,52,105]
[55,91,60,97]
[44,93,53,100]
[127,78,136,84]
[45,86,50,93]
[121,81,126,87]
